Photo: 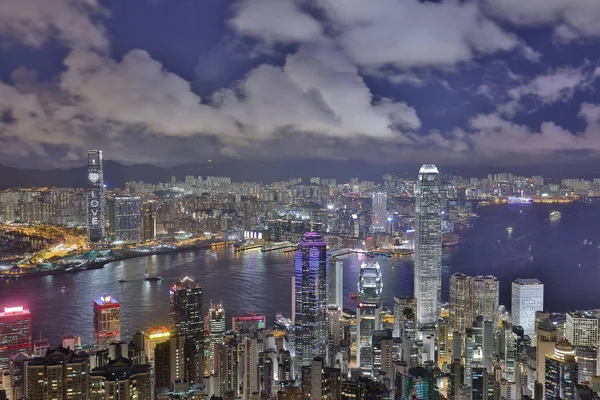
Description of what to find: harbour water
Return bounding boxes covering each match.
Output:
[1,201,600,345]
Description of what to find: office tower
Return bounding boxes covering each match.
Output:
[113,197,142,243]
[0,305,31,372]
[93,294,121,349]
[154,335,198,388]
[449,274,499,334]
[372,329,393,377]
[329,259,343,308]
[8,353,30,400]
[395,366,438,400]
[472,366,489,400]
[511,278,544,338]
[301,357,341,400]
[544,338,578,399]
[505,328,518,383]
[536,316,558,396]
[143,326,170,363]
[215,335,238,397]
[327,306,343,367]
[170,276,203,381]
[356,261,383,375]
[414,164,442,327]
[208,303,226,374]
[87,149,105,243]
[393,297,417,339]
[575,346,596,384]
[371,192,387,232]
[141,200,157,241]
[231,315,266,332]
[437,320,448,369]
[25,346,90,400]
[89,358,152,400]
[294,232,327,370]
[241,334,260,400]
[566,311,600,348]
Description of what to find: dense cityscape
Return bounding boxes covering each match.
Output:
[0,150,598,399]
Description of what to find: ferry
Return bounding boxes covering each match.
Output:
[549,211,561,223]
[144,270,162,281]
[274,313,293,329]
[507,197,533,204]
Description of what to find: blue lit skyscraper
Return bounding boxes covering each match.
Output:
[294,232,327,371]
[414,164,442,327]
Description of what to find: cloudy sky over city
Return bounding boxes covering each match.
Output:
[3,0,600,168]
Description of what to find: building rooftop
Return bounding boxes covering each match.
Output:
[419,164,439,174]
[173,276,201,290]
[513,278,543,285]
[95,294,119,306]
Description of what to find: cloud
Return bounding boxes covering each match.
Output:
[228,0,322,45]
[483,0,600,41]
[0,0,107,50]
[214,41,420,140]
[497,65,599,117]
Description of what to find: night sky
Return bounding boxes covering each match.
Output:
[2,0,600,170]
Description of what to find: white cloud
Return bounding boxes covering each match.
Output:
[228,0,322,45]
[0,0,107,50]
[483,0,600,41]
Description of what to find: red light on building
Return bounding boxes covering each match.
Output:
[93,295,121,349]
[0,305,32,371]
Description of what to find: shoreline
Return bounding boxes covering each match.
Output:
[0,241,220,280]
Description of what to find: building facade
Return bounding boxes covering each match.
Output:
[544,338,578,399]
[0,306,31,372]
[114,197,142,243]
[414,164,442,327]
[371,192,387,232]
[93,295,121,349]
[294,232,328,371]
[87,150,105,243]
[356,261,383,375]
[511,278,544,338]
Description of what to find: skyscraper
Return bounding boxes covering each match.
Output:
[170,276,203,380]
[93,295,121,349]
[545,338,578,399]
[208,303,225,374]
[371,192,387,232]
[0,306,31,371]
[294,232,327,371]
[356,261,383,375]
[328,259,343,308]
[536,316,558,397]
[141,200,157,241]
[511,278,544,338]
[114,197,142,243]
[414,164,442,327]
[565,311,600,348]
[87,149,105,243]
[449,273,499,333]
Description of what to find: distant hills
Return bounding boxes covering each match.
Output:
[0,159,598,189]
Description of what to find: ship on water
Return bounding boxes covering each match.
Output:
[549,210,561,223]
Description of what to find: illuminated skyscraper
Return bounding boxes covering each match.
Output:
[356,261,383,375]
[0,306,32,371]
[449,273,499,333]
[208,303,225,374]
[87,150,105,243]
[414,164,442,327]
[511,278,544,338]
[371,192,387,232]
[294,232,327,371]
[545,338,578,399]
[143,326,170,363]
[170,276,203,380]
[93,295,121,349]
[565,311,600,348]
[114,197,142,243]
[141,200,157,241]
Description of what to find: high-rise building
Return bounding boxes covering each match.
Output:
[328,259,343,308]
[25,346,90,400]
[300,357,341,400]
[0,305,31,372]
[372,329,393,377]
[449,273,499,333]
[141,200,157,241]
[536,316,558,397]
[87,150,105,243]
[90,357,152,400]
[93,295,121,349]
[143,326,170,363]
[294,232,327,371]
[8,352,30,400]
[565,311,600,348]
[215,334,238,397]
[208,303,225,374]
[414,164,442,327]
[170,276,203,382]
[511,278,544,338]
[544,338,578,399]
[356,261,383,375]
[113,196,142,243]
[154,335,198,389]
[371,192,387,232]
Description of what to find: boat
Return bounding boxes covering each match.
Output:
[274,313,293,329]
[144,271,161,281]
[507,197,533,204]
[549,211,561,223]
[506,226,513,233]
